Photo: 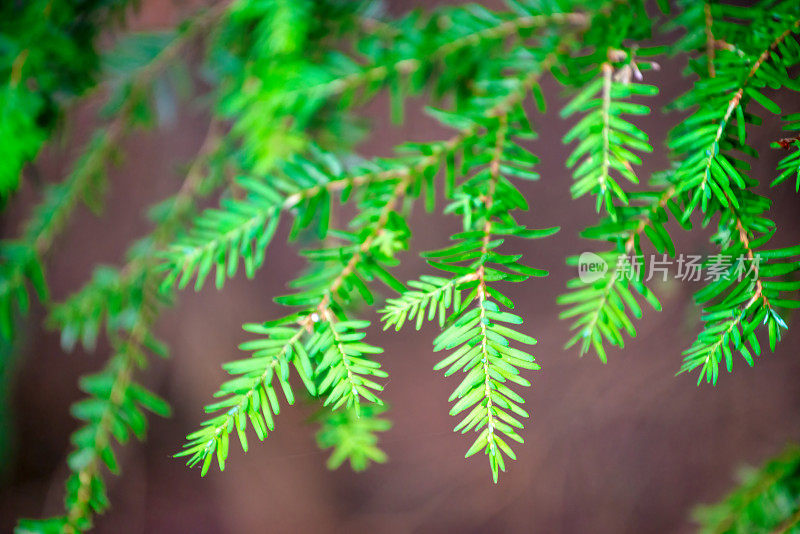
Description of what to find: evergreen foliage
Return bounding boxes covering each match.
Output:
[694,445,800,533]
[4,0,800,531]
[667,1,800,384]
[315,403,391,472]
[0,0,132,200]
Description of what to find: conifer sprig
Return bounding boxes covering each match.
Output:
[670,8,800,221]
[678,187,800,384]
[315,403,390,472]
[60,307,167,534]
[558,185,680,361]
[561,51,657,217]
[176,14,593,478]
[161,40,564,296]
[381,275,465,331]
[443,116,526,482]
[557,22,673,362]
[426,111,552,482]
[553,0,677,362]
[380,49,565,480]
[557,0,800,373]
[176,149,422,474]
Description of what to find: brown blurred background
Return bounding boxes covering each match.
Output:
[2,1,800,532]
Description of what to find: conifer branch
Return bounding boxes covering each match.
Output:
[670,6,800,383]
[294,10,587,102]
[678,14,800,218]
[177,145,418,473]
[559,40,665,360]
[178,23,584,478]
[418,50,564,481]
[677,187,798,384]
[11,2,800,525]
[163,53,543,293]
[162,157,415,292]
[62,314,160,533]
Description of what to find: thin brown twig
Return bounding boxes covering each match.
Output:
[704,3,717,78]
[474,114,507,456]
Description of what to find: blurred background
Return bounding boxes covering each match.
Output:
[2,0,800,532]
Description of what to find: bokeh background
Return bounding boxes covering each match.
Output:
[2,0,800,532]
